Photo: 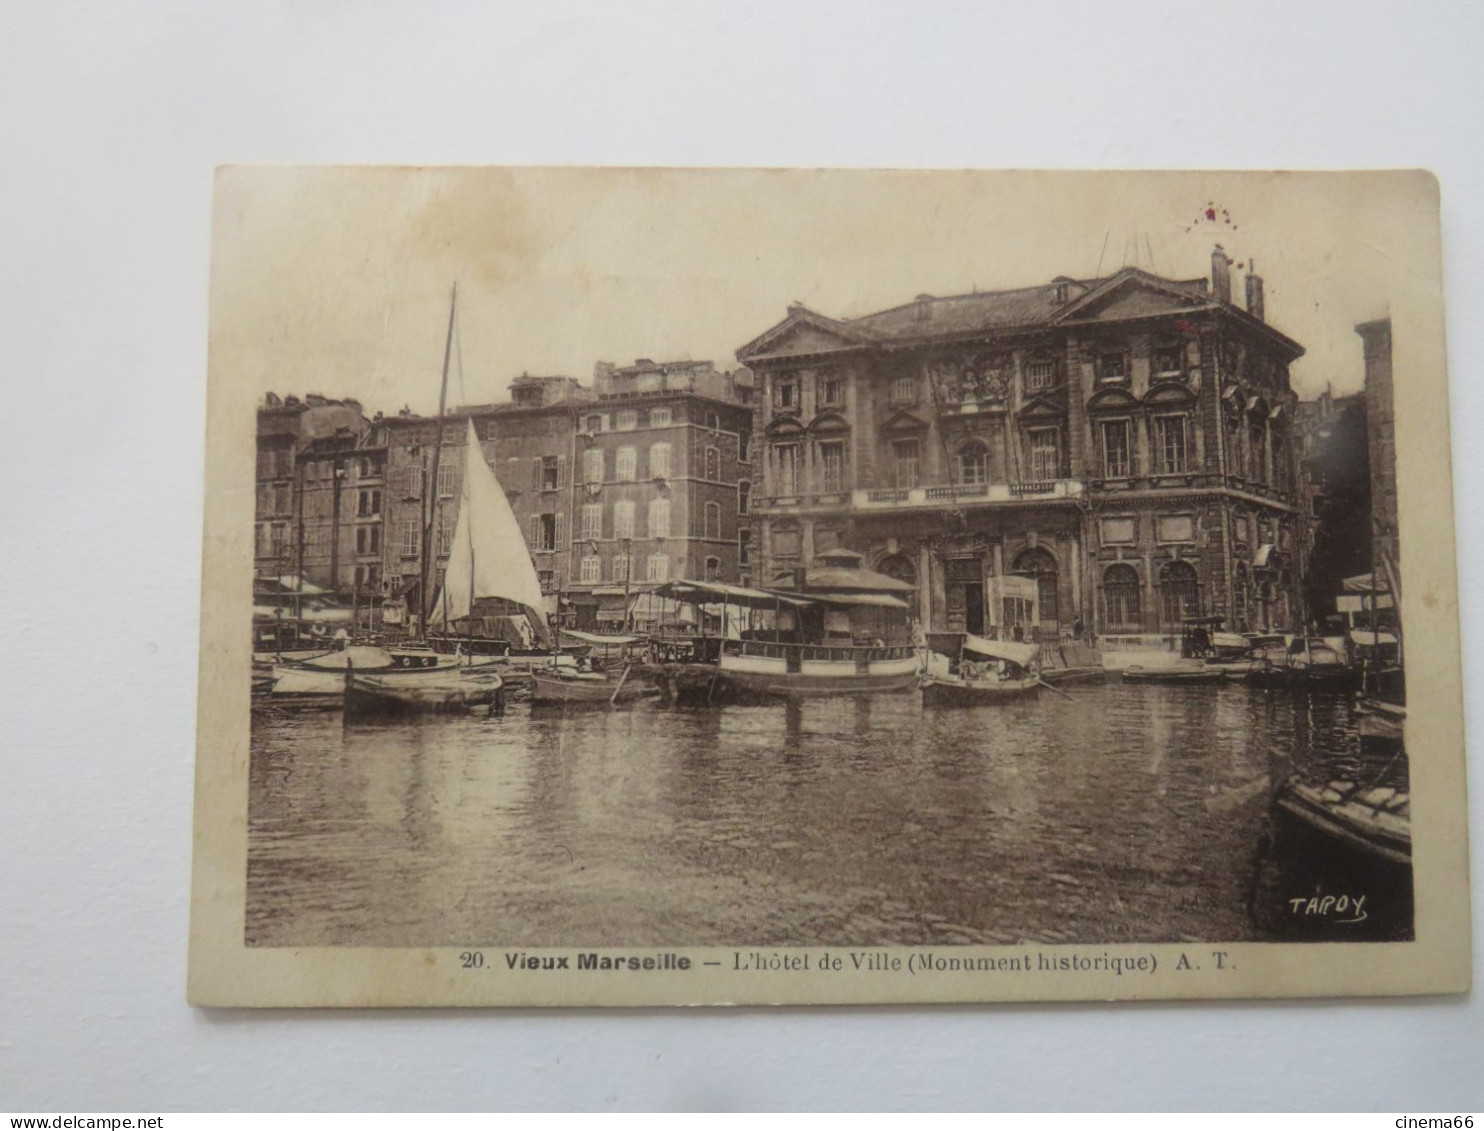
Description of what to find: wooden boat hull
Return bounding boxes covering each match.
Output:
[1275,778,1411,866]
[921,676,1040,707]
[715,653,920,697]
[1356,698,1406,746]
[1244,665,1360,691]
[1121,665,1228,685]
[344,663,505,718]
[530,671,659,705]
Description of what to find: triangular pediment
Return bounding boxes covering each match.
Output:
[1054,269,1210,325]
[736,306,876,363]
[879,407,930,435]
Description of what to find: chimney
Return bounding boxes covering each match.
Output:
[1211,245,1232,304]
[1245,259,1265,322]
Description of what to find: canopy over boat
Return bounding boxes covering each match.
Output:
[560,628,642,647]
[654,579,812,609]
[1350,629,1399,647]
[808,591,910,609]
[960,634,1040,667]
[432,419,549,634]
[1343,572,1391,594]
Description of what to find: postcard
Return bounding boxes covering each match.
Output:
[189,167,1469,1006]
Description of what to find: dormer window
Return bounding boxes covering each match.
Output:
[1054,282,1070,304]
[1097,351,1129,384]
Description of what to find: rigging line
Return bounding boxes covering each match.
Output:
[454,297,468,408]
[1144,233,1156,274]
[1096,232,1109,277]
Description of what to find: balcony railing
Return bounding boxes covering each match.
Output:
[853,479,1085,510]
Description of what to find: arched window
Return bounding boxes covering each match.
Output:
[649,442,672,479]
[1158,560,1200,625]
[956,440,989,486]
[1013,547,1060,628]
[582,447,604,484]
[1102,564,1141,631]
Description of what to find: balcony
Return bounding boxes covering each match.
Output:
[850,479,1085,511]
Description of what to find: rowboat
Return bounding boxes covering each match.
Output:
[530,664,659,706]
[1355,696,1405,747]
[1274,776,1411,866]
[270,646,400,702]
[1121,663,1228,685]
[343,657,505,718]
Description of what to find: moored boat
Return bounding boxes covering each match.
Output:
[343,657,505,718]
[920,633,1042,707]
[1274,776,1410,866]
[270,646,400,702]
[1121,663,1228,685]
[529,663,660,706]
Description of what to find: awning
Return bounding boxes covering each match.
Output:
[1342,571,1391,595]
[654,579,812,609]
[278,575,327,594]
[796,566,916,593]
[960,634,1040,666]
[1253,544,1276,568]
[561,628,641,646]
[807,591,910,610]
[1350,629,1399,647]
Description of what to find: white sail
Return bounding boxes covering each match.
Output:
[432,418,547,625]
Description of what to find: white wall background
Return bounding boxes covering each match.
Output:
[1,0,1480,1112]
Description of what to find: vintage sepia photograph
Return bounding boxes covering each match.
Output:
[191,167,1469,1006]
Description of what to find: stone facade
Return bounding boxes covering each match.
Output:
[736,248,1307,639]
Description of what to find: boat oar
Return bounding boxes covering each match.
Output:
[609,662,632,706]
[1036,676,1075,701]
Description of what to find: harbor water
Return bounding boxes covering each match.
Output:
[247,681,1413,948]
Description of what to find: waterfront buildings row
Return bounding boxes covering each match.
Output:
[255,361,755,633]
[258,246,1405,641]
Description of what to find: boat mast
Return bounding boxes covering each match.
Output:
[420,282,459,635]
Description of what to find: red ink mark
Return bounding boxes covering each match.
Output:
[1205,208,1216,221]
[1175,319,1196,334]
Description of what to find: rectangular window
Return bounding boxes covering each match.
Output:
[398,518,420,557]
[1101,420,1132,478]
[616,410,638,431]
[649,442,671,479]
[613,500,635,539]
[649,407,672,427]
[585,414,604,433]
[1154,416,1189,474]
[1028,428,1060,480]
[579,555,601,584]
[538,569,555,591]
[1098,351,1128,382]
[406,465,424,499]
[647,498,671,539]
[737,481,751,515]
[819,440,844,492]
[738,528,752,566]
[541,456,559,491]
[616,446,637,481]
[583,447,605,484]
[646,553,670,582]
[819,376,843,407]
[536,513,557,552]
[612,554,633,583]
[357,488,381,517]
[1026,357,1056,389]
[438,511,456,555]
[437,460,457,497]
[581,503,603,541]
[774,379,797,410]
[775,444,799,495]
[891,375,918,405]
[703,502,721,540]
[1153,342,1185,377]
[892,439,920,489]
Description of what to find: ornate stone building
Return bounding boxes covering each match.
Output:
[736,247,1306,638]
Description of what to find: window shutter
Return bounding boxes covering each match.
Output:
[530,458,542,491]
[555,513,567,550]
[528,516,541,550]
[556,454,568,489]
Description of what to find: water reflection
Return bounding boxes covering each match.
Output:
[247,683,1412,948]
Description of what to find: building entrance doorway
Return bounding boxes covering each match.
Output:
[943,556,985,635]
[1013,547,1060,632]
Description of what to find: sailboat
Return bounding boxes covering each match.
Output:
[344,287,536,719]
